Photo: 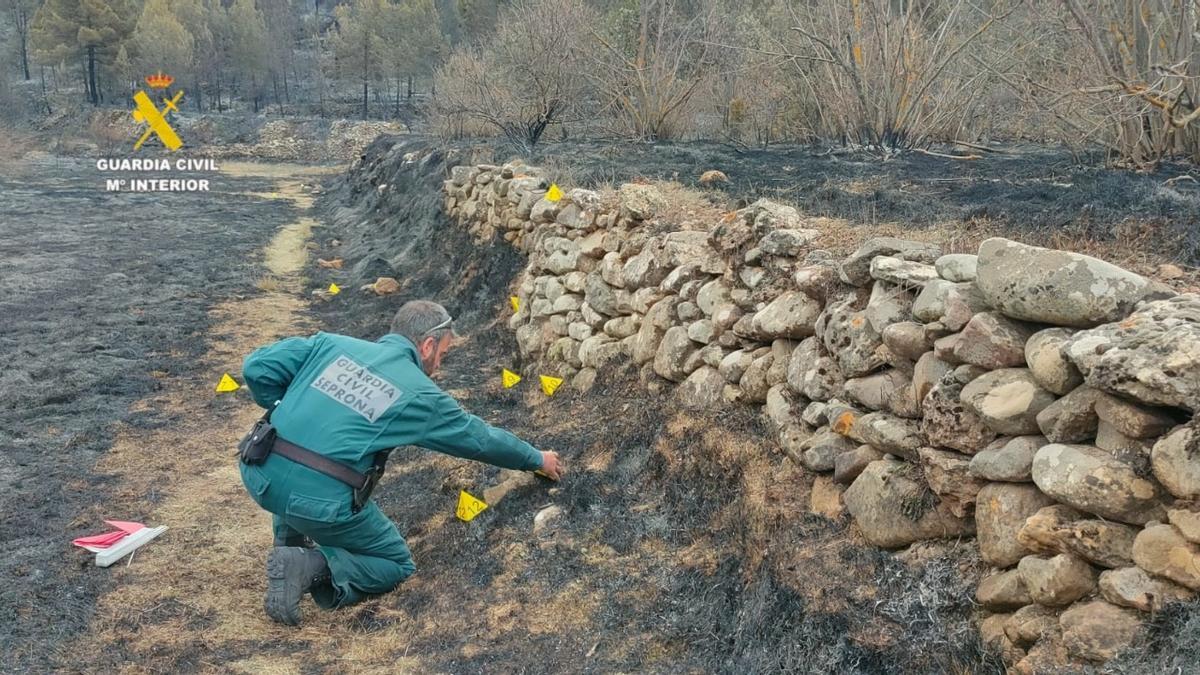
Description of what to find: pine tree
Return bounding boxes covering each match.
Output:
[112,43,133,95]
[387,0,447,108]
[133,0,195,90]
[226,0,267,111]
[6,0,37,80]
[333,0,389,119]
[167,0,214,110]
[29,0,137,104]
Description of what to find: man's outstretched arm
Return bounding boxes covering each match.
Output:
[242,335,318,409]
[414,390,548,473]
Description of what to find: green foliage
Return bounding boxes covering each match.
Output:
[226,0,267,78]
[30,0,137,65]
[133,0,195,78]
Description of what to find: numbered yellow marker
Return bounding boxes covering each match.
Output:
[456,490,488,522]
[510,295,520,312]
[328,283,341,295]
[501,368,522,388]
[545,183,563,202]
[539,374,564,397]
[215,373,240,393]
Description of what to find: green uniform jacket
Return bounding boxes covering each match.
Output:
[242,332,543,475]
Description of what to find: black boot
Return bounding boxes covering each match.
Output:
[264,547,330,625]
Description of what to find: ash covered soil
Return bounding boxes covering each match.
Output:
[3,135,1197,673]
[0,157,316,671]
[303,137,1006,673]
[491,139,1200,265]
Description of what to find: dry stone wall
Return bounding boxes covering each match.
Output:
[443,160,1200,671]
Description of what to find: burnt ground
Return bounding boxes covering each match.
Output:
[455,138,1200,267]
[300,137,1005,673]
[0,157,314,671]
[3,134,1196,673]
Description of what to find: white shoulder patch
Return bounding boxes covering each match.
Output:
[310,355,402,423]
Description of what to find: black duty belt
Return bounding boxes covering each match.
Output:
[272,437,369,489]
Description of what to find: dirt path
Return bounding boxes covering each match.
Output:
[65,163,342,673]
[0,158,330,672]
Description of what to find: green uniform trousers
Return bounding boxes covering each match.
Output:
[241,452,415,609]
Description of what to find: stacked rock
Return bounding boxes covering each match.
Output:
[444,163,1200,671]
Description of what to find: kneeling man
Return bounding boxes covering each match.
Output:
[237,300,562,624]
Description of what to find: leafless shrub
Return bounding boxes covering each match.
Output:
[744,0,1019,150]
[431,0,596,153]
[990,1,1200,168]
[586,0,730,141]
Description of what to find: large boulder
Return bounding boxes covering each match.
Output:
[1150,420,1200,498]
[653,326,697,381]
[833,445,884,485]
[788,339,845,401]
[1005,604,1059,648]
[1099,567,1194,612]
[1032,443,1167,525]
[919,447,984,518]
[746,291,822,339]
[631,296,677,364]
[801,428,857,472]
[882,321,932,361]
[579,336,624,370]
[839,237,942,287]
[759,228,820,256]
[960,369,1057,435]
[677,366,725,410]
[976,483,1057,567]
[842,458,975,548]
[911,279,955,323]
[696,279,733,316]
[911,352,953,406]
[969,436,1046,482]
[952,312,1037,369]
[854,412,924,461]
[977,569,1033,611]
[1017,553,1097,607]
[865,282,915,334]
[1059,600,1144,662]
[1094,395,1178,438]
[1017,504,1139,569]
[1132,524,1200,590]
[819,298,885,378]
[942,283,992,332]
[738,353,774,403]
[1025,328,1083,395]
[585,272,625,317]
[842,369,915,417]
[719,349,755,384]
[1035,385,1102,444]
[1063,294,1200,412]
[975,237,1172,327]
[869,256,939,287]
[936,253,978,282]
[921,367,999,454]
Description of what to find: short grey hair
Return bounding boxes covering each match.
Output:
[390,300,453,345]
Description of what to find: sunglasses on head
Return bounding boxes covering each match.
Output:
[423,315,455,338]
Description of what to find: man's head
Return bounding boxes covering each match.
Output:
[390,300,455,374]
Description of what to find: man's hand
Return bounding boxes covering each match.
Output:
[538,451,564,481]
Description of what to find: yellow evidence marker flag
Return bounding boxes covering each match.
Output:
[510,295,520,312]
[502,368,522,388]
[456,490,488,522]
[328,283,341,295]
[540,374,564,397]
[216,373,240,393]
[545,183,563,202]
